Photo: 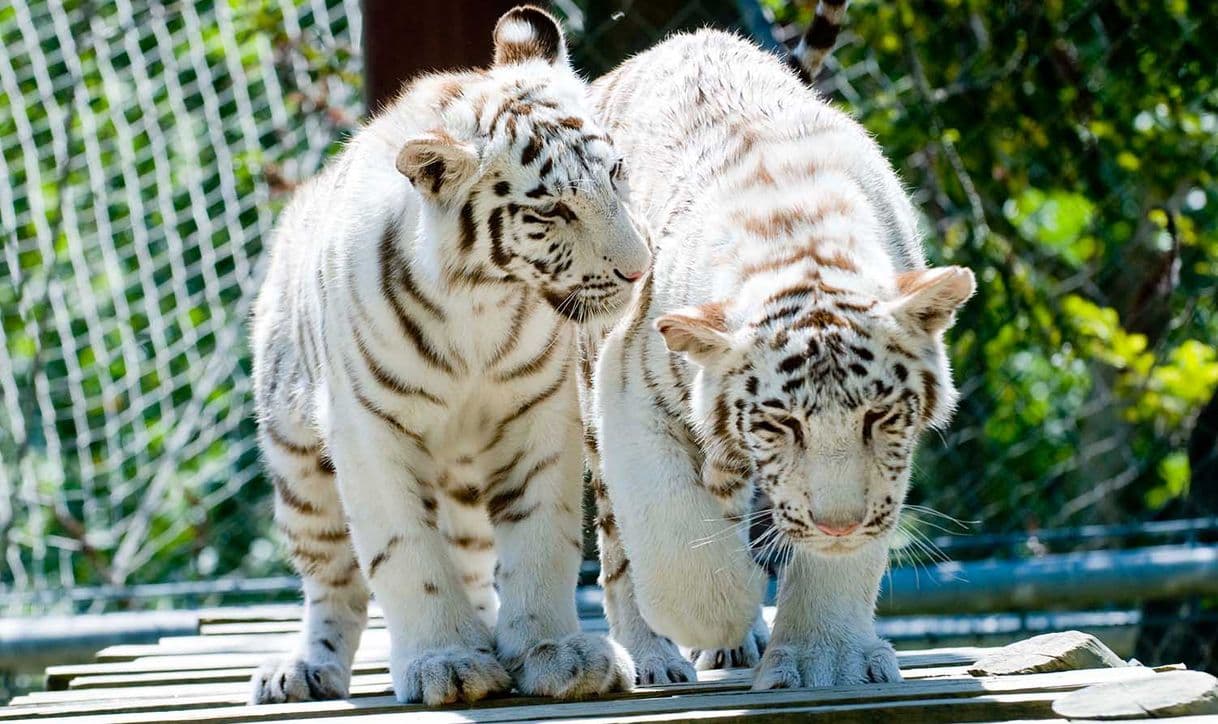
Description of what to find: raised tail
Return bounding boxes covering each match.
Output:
[786,0,849,83]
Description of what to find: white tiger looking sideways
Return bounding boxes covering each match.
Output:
[586,23,976,688]
[249,6,647,706]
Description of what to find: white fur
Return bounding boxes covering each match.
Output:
[588,30,972,689]
[250,15,646,704]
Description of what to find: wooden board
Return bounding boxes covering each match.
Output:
[13,601,1199,723]
[4,667,976,720]
[46,638,990,691]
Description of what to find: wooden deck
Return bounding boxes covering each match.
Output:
[5,605,1216,722]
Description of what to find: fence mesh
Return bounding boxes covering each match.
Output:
[0,0,361,610]
[1,0,1216,671]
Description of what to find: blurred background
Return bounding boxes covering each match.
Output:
[2,0,1216,701]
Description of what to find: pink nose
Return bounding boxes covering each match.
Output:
[814,521,861,537]
[614,268,645,283]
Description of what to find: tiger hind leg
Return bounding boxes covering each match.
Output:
[249,424,370,704]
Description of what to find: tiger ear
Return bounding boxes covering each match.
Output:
[492,5,569,67]
[655,303,732,365]
[890,266,976,335]
[395,131,479,202]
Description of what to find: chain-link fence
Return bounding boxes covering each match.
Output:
[2,0,1216,672]
[0,0,361,611]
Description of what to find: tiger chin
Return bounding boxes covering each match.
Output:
[249,5,646,707]
[585,4,975,690]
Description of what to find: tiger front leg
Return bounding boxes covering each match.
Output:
[329,418,510,706]
[688,461,769,671]
[492,412,634,698]
[596,347,765,652]
[753,540,901,689]
[592,470,696,685]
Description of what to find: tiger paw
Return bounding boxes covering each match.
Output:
[629,633,697,685]
[249,656,350,703]
[753,635,901,689]
[392,646,512,705]
[515,632,635,698]
[691,610,769,670]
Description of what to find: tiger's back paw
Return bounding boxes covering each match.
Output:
[691,609,769,670]
[631,634,697,685]
[249,656,350,704]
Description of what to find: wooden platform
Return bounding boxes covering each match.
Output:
[5,605,1215,722]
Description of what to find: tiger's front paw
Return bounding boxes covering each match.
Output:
[691,610,769,671]
[515,633,635,698]
[391,646,512,705]
[753,635,900,689]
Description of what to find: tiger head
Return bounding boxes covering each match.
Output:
[392,5,649,327]
[656,267,975,555]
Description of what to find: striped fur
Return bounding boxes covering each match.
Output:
[250,7,641,707]
[587,31,974,690]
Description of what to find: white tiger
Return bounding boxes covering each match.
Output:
[585,25,976,688]
[249,6,648,706]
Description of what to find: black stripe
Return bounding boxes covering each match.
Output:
[378,231,456,375]
[488,206,511,267]
[480,367,568,453]
[459,192,477,251]
[397,258,444,319]
[521,136,542,166]
[755,304,803,329]
[351,325,445,405]
[347,369,426,446]
[495,320,563,381]
[273,476,320,515]
[368,534,401,578]
[486,292,533,368]
[263,425,317,456]
[448,484,482,506]
[487,450,525,492]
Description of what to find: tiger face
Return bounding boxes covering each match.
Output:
[393,6,649,327]
[656,267,975,555]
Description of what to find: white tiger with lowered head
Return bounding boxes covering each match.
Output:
[586,20,976,688]
[249,6,648,706]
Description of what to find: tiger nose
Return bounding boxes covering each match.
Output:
[814,520,861,537]
[614,268,645,283]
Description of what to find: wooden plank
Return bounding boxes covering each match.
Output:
[14,697,1066,724]
[59,650,985,691]
[99,619,610,662]
[15,664,1167,724]
[513,693,1062,724]
[18,665,974,708]
[97,635,311,661]
[45,646,993,691]
[1052,670,1218,719]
